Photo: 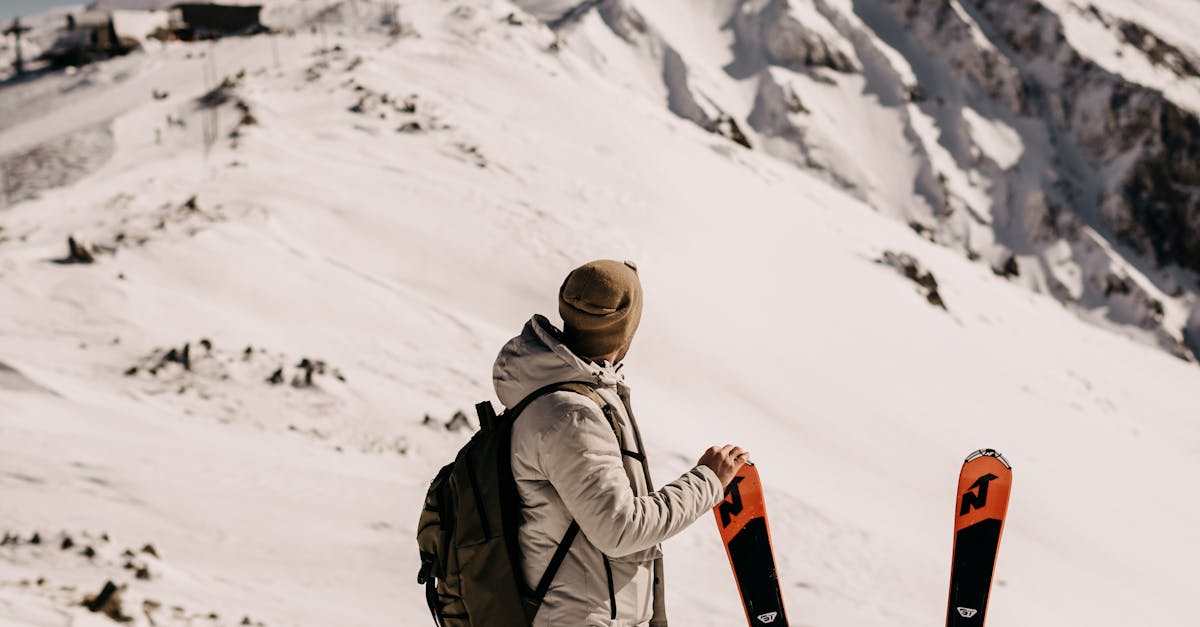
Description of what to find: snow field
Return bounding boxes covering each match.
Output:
[1,1,1199,626]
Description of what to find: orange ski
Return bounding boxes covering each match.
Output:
[714,463,789,626]
[946,449,1013,626]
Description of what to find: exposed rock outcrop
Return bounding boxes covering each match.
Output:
[878,0,1200,358]
[83,580,132,622]
[958,0,1200,276]
[1185,305,1200,361]
[877,250,947,309]
[761,3,858,73]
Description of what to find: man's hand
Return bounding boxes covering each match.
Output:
[698,444,750,488]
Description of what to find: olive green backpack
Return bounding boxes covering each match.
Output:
[416,380,620,626]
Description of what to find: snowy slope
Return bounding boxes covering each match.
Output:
[3,1,1200,626]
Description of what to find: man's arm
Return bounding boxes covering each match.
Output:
[539,402,724,558]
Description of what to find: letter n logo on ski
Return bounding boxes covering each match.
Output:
[959,473,998,516]
[713,465,768,543]
[954,454,1012,532]
[719,476,745,527]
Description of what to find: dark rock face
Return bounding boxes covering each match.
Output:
[1120,104,1200,272]
[83,580,132,622]
[958,0,1200,276]
[869,0,1200,358]
[877,250,947,310]
[763,7,858,73]
[1185,307,1200,361]
[992,253,1020,279]
[887,0,1026,111]
[1113,19,1200,79]
[731,0,860,75]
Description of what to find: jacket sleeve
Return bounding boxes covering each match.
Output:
[538,402,725,558]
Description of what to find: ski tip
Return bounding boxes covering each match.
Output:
[964,448,1011,469]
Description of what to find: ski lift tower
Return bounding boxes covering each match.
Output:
[4,17,33,76]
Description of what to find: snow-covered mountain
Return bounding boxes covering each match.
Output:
[2,1,1199,626]
[513,0,1200,360]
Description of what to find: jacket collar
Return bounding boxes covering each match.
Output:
[493,315,626,408]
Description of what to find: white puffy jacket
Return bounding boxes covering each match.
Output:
[494,315,724,627]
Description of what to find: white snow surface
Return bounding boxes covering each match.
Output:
[110,10,173,42]
[2,1,1200,626]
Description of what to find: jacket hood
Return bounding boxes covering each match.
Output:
[493,315,625,409]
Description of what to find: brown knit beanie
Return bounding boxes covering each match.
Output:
[558,259,643,359]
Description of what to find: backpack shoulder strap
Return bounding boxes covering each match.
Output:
[505,380,622,444]
[505,380,624,614]
[553,381,622,444]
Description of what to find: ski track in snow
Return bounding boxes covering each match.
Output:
[2,1,1200,626]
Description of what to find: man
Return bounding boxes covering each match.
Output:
[493,259,749,626]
